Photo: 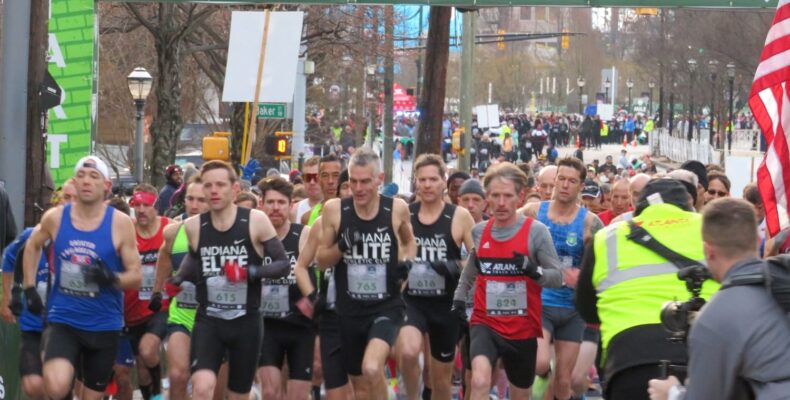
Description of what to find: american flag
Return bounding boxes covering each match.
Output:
[751,0,790,236]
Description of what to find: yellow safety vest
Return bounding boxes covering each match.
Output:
[601,124,609,137]
[591,204,719,359]
[644,120,655,133]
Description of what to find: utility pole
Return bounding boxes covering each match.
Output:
[0,0,32,227]
[457,10,476,172]
[415,6,424,103]
[25,0,50,225]
[414,7,451,157]
[383,6,395,183]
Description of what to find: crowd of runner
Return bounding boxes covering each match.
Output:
[0,142,787,400]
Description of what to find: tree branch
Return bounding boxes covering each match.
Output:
[124,3,157,36]
[184,44,228,56]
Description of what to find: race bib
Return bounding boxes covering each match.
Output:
[59,260,99,298]
[138,264,156,300]
[175,282,198,309]
[36,281,48,306]
[407,263,446,296]
[261,284,290,318]
[347,264,388,301]
[485,280,527,316]
[326,271,337,310]
[206,276,247,320]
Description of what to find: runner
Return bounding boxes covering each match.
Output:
[458,179,487,224]
[301,155,342,226]
[167,160,291,400]
[520,157,604,400]
[151,176,208,400]
[256,176,313,400]
[610,173,650,224]
[115,184,171,400]
[316,148,416,399]
[22,156,142,400]
[452,162,562,400]
[396,154,475,400]
[291,156,323,223]
[294,170,354,400]
[597,178,631,226]
[446,172,471,205]
[537,165,558,201]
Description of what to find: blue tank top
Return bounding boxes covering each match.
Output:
[48,204,124,331]
[537,201,587,308]
[1,228,49,332]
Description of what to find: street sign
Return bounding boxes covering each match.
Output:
[258,103,286,119]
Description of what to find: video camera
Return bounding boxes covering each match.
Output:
[659,264,711,343]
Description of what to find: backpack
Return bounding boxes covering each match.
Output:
[722,255,790,313]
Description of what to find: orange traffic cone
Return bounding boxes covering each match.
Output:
[632,136,638,147]
[576,135,581,149]
[623,135,628,148]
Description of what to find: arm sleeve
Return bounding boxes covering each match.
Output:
[684,318,739,399]
[528,222,563,288]
[259,237,290,279]
[174,251,201,283]
[575,241,600,324]
[453,250,478,302]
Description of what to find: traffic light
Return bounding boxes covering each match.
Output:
[561,29,570,50]
[497,29,506,50]
[265,131,292,157]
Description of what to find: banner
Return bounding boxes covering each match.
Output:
[47,0,97,186]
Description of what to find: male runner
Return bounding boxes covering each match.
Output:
[316,148,416,399]
[597,178,631,226]
[168,160,290,400]
[115,184,171,400]
[291,156,322,223]
[452,162,562,400]
[610,173,651,224]
[537,165,558,201]
[256,176,313,400]
[151,176,208,400]
[519,157,603,400]
[397,154,475,400]
[301,155,342,226]
[458,179,487,224]
[22,156,142,400]
[294,171,354,400]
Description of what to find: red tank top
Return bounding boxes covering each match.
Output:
[471,217,543,340]
[125,216,169,326]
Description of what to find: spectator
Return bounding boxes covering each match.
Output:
[156,164,182,215]
[0,185,17,254]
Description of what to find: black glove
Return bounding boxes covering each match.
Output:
[148,292,163,312]
[513,252,543,281]
[9,286,23,317]
[23,286,43,316]
[397,260,413,281]
[451,300,469,335]
[337,226,362,253]
[430,260,460,279]
[84,259,118,287]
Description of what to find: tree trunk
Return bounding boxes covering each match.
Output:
[25,0,49,226]
[415,7,451,157]
[149,4,184,187]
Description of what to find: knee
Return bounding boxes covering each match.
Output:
[114,366,132,386]
[191,373,217,399]
[261,383,282,399]
[400,342,421,362]
[362,361,383,383]
[168,365,190,387]
[470,370,490,392]
[43,374,71,399]
[140,342,160,366]
[22,376,45,399]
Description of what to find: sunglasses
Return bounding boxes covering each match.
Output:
[304,173,318,183]
[707,189,728,197]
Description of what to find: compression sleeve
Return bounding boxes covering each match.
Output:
[453,251,478,302]
[257,237,290,279]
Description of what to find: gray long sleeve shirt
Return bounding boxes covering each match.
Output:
[685,258,790,400]
[453,216,563,303]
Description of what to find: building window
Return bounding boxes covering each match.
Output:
[520,7,533,21]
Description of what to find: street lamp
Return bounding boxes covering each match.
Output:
[687,58,697,141]
[577,76,586,114]
[727,62,736,153]
[708,59,719,147]
[648,80,656,116]
[626,78,634,113]
[604,77,611,104]
[127,67,153,183]
[366,64,377,146]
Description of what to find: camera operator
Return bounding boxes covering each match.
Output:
[575,179,720,400]
[648,198,790,400]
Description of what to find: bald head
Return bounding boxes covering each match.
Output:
[537,165,558,201]
[611,178,632,216]
[629,173,651,208]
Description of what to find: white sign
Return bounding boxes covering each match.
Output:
[725,155,759,199]
[475,104,500,129]
[222,11,304,103]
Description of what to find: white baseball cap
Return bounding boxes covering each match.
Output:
[74,156,110,180]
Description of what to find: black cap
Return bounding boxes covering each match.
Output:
[634,179,692,216]
[459,179,485,198]
[581,179,600,198]
[680,160,708,190]
[337,169,349,194]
